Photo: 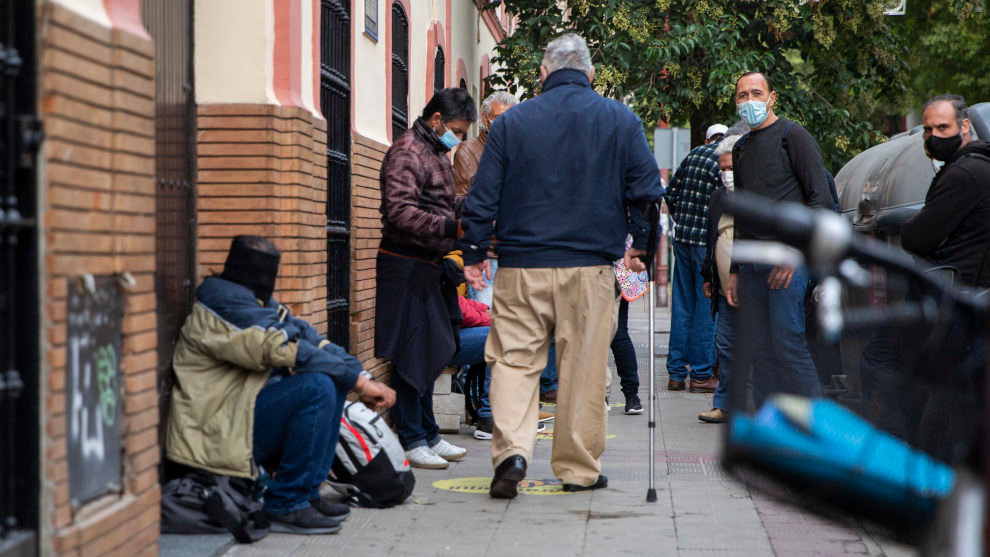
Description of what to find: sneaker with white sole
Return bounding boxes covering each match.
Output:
[474,416,494,440]
[536,421,546,433]
[624,393,644,415]
[405,446,448,469]
[430,438,467,461]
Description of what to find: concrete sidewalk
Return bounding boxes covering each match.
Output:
[221,298,916,557]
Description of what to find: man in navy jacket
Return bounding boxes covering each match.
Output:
[460,34,663,498]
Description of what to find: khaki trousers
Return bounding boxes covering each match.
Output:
[485,266,619,486]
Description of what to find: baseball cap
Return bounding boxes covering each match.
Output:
[705,124,728,140]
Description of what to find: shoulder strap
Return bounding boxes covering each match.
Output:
[204,489,257,543]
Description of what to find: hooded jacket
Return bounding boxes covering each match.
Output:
[901,140,990,287]
[166,277,362,478]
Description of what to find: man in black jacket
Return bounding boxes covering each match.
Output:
[460,34,663,498]
[901,94,990,287]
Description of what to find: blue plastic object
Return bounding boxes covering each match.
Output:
[728,395,955,519]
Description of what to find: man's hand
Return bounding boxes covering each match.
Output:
[727,273,739,307]
[624,248,648,273]
[767,265,794,290]
[703,282,712,300]
[353,375,396,409]
[464,259,492,291]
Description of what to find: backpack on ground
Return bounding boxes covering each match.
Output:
[162,470,269,543]
[329,400,415,508]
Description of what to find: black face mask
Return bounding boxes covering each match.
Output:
[925,132,962,162]
[220,237,281,303]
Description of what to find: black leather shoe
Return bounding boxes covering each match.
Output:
[562,474,608,492]
[490,455,527,498]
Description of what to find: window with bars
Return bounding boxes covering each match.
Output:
[433,47,445,94]
[391,2,409,141]
[321,0,351,348]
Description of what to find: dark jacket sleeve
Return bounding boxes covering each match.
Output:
[785,125,832,210]
[381,150,448,239]
[277,304,362,391]
[624,118,665,250]
[460,121,506,266]
[901,170,974,255]
[701,189,722,283]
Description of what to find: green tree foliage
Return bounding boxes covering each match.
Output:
[486,0,911,170]
[895,0,989,107]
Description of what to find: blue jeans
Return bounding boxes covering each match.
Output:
[713,295,735,410]
[540,341,558,395]
[611,299,639,395]
[391,370,441,450]
[667,240,716,381]
[738,264,822,406]
[253,373,345,515]
[452,326,556,417]
[467,258,499,307]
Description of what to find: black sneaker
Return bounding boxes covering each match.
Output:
[310,497,350,521]
[270,505,343,535]
[474,416,494,440]
[624,393,644,415]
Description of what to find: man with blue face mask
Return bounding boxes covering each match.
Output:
[726,71,832,406]
[377,87,477,469]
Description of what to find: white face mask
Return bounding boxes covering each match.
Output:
[721,170,734,190]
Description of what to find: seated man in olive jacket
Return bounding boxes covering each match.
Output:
[166,236,395,535]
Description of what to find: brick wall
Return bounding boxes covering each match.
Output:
[39,3,160,555]
[350,133,391,380]
[196,104,329,329]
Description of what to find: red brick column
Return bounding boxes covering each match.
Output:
[196,104,330,329]
[39,3,160,555]
[350,133,391,380]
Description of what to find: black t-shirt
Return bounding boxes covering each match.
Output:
[901,140,990,287]
[732,118,832,242]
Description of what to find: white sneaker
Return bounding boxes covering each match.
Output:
[536,421,546,433]
[405,446,448,469]
[430,438,467,461]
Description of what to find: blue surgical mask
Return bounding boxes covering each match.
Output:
[737,100,770,128]
[438,124,461,150]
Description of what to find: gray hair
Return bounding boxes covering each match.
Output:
[542,34,593,74]
[922,94,968,129]
[482,91,518,117]
[714,134,742,158]
[725,120,749,137]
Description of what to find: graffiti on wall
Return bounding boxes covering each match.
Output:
[66,276,123,507]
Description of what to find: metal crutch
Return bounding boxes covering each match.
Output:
[642,203,661,503]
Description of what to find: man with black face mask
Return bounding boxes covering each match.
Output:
[166,236,395,535]
[902,94,990,287]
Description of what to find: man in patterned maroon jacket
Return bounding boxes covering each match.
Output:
[376,87,476,470]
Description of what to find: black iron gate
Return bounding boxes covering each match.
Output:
[391,2,409,141]
[141,0,196,465]
[434,47,445,94]
[0,0,40,553]
[321,0,351,348]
